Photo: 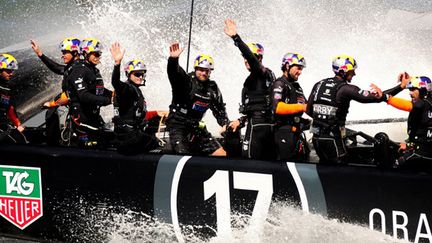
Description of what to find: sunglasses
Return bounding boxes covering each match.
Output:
[92,52,102,58]
[132,72,145,78]
[61,50,72,55]
[196,67,211,72]
[2,69,14,74]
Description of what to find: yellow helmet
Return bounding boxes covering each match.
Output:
[80,38,103,54]
[281,52,306,70]
[332,54,357,75]
[124,59,147,77]
[246,43,264,57]
[0,54,18,70]
[407,76,432,93]
[59,37,81,52]
[194,54,214,70]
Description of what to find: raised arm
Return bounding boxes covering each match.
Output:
[378,72,410,97]
[340,84,384,104]
[224,19,264,74]
[110,42,129,96]
[31,39,65,75]
[167,42,191,91]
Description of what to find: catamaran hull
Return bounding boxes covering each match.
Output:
[0,144,430,242]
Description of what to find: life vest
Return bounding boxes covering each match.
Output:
[169,73,218,124]
[273,76,306,125]
[113,81,147,128]
[61,61,78,92]
[67,61,109,127]
[240,67,275,115]
[311,78,347,128]
[0,82,11,124]
[408,97,432,143]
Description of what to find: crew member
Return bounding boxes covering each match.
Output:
[272,53,310,161]
[67,38,113,147]
[31,38,81,145]
[110,42,161,154]
[31,38,81,97]
[0,54,27,144]
[224,19,276,160]
[166,42,229,156]
[385,75,432,169]
[306,54,387,164]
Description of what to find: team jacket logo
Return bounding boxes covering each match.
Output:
[192,101,209,113]
[0,165,43,229]
[313,104,337,116]
[96,85,105,96]
[0,94,10,106]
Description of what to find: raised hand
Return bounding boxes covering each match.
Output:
[110,42,125,65]
[30,39,43,57]
[398,72,410,89]
[370,83,383,98]
[169,42,183,58]
[224,19,237,37]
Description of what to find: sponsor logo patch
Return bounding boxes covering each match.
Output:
[0,94,10,106]
[0,165,43,229]
[192,101,209,113]
[313,104,337,116]
[297,97,306,104]
[274,93,282,100]
[96,85,104,96]
[359,90,370,96]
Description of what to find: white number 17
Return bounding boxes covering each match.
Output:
[203,170,273,239]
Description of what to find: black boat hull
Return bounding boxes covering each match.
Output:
[0,144,430,242]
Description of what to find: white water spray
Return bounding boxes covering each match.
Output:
[67,203,408,243]
[74,0,432,139]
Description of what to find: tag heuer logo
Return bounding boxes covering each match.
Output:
[0,165,42,229]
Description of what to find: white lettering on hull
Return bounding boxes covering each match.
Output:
[369,208,432,242]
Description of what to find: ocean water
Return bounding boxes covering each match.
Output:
[1,0,432,241]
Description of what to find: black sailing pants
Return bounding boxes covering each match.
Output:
[242,117,275,160]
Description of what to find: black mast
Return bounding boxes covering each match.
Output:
[186,0,195,72]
